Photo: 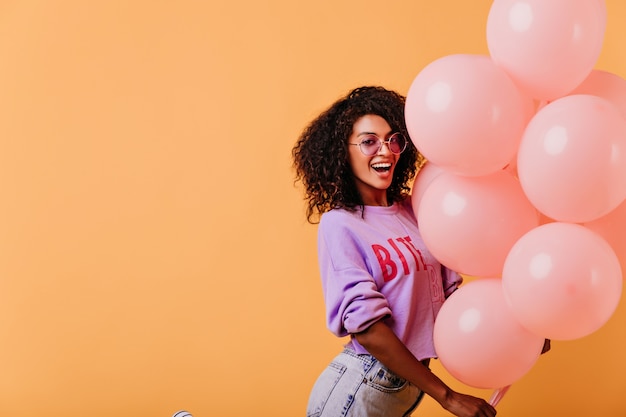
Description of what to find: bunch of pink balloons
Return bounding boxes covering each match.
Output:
[407,0,625,390]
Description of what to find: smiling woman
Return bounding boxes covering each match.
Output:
[291,86,497,417]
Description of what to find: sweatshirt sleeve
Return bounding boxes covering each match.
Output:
[318,218,391,337]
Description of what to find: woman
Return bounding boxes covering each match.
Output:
[292,86,497,417]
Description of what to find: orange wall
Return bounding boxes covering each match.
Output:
[0,1,624,416]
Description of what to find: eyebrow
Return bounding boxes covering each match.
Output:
[357,131,393,137]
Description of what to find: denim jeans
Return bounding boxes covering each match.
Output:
[307,348,425,417]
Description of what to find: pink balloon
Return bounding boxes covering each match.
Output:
[410,162,444,213]
[502,222,623,340]
[517,94,626,223]
[417,170,539,278]
[434,278,544,389]
[487,0,606,101]
[585,199,626,278]
[568,69,626,119]
[405,54,533,177]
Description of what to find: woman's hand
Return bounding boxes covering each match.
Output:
[442,390,497,417]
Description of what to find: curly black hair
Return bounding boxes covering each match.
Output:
[292,86,423,223]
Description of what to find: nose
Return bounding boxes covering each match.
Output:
[377,139,393,155]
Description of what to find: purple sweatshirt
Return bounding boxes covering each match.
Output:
[317,198,462,360]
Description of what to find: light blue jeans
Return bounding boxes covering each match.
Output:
[307,348,425,417]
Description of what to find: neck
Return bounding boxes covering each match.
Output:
[358,187,390,207]
[364,198,390,207]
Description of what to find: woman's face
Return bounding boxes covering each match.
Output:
[347,114,400,206]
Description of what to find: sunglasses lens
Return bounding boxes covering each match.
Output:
[359,135,381,156]
[389,133,407,154]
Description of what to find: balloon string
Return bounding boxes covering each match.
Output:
[488,384,511,407]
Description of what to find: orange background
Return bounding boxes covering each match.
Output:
[0,1,625,416]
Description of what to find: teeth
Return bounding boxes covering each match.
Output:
[372,163,391,168]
